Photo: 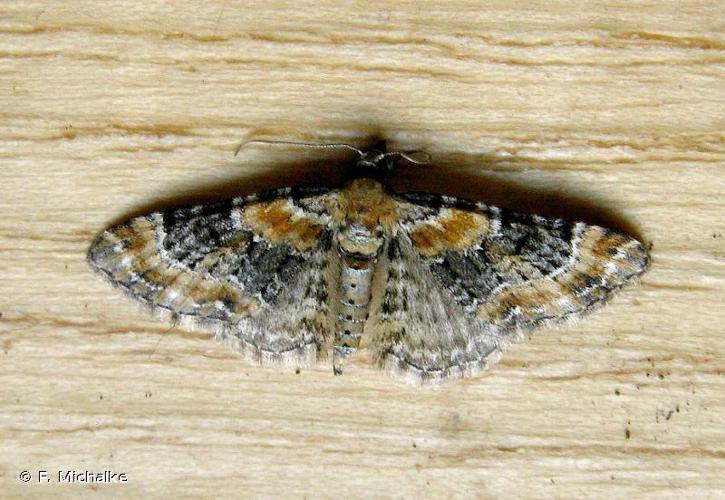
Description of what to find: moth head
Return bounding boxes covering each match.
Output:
[353,147,431,178]
[355,149,397,174]
[235,138,430,179]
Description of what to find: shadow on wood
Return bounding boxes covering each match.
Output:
[97,133,647,243]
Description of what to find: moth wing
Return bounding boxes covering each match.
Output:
[365,192,649,382]
[88,187,339,366]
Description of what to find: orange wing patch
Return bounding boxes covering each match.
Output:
[476,225,648,325]
[243,198,326,251]
[92,217,260,318]
[408,208,490,257]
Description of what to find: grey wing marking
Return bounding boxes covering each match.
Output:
[88,186,336,366]
[366,191,649,382]
[366,232,501,383]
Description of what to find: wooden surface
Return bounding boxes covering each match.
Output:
[1,1,724,498]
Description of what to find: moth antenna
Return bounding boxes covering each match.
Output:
[235,139,364,157]
[392,150,432,166]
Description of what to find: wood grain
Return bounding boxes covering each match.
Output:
[1,1,724,498]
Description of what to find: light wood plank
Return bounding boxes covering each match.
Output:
[1,1,724,498]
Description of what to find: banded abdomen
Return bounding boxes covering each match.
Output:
[333,222,384,374]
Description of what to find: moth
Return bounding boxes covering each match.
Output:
[88,142,649,383]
